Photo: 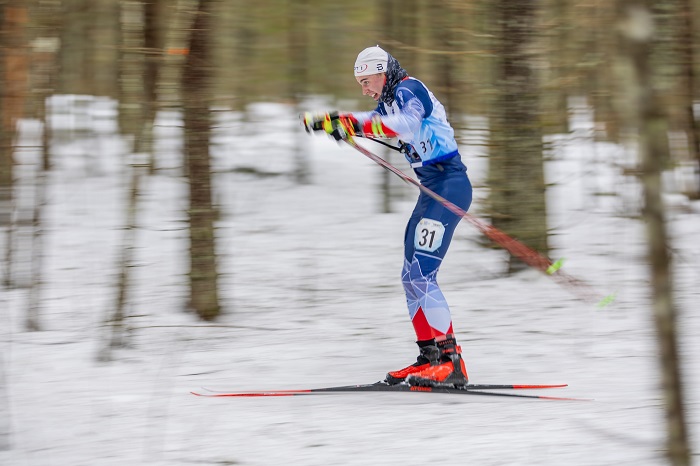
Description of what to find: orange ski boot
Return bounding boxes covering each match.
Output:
[385,340,439,385]
[406,335,468,388]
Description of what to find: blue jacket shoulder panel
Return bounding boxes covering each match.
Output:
[395,79,433,119]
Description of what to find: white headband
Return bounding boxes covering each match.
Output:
[354,46,389,77]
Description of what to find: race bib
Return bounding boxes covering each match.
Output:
[414,218,445,253]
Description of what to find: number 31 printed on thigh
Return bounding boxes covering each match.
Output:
[414,218,445,253]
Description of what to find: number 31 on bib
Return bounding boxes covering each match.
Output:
[414,218,445,253]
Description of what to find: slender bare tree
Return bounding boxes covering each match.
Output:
[25,7,58,331]
[287,0,311,184]
[140,0,164,170]
[655,0,700,198]
[156,0,197,113]
[0,347,8,450]
[98,0,149,360]
[26,127,47,332]
[57,0,91,94]
[92,0,119,98]
[1,0,29,446]
[118,0,146,146]
[427,2,457,119]
[0,4,12,288]
[617,1,691,464]
[676,0,700,198]
[1,1,29,288]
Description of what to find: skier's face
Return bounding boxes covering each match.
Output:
[356,73,386,101]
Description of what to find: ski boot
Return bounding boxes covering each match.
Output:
[406,334,468,388]
[385,340,439,385]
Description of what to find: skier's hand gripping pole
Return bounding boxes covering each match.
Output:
[303,112,360,141]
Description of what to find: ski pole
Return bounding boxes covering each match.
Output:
[363,136,403,153]
[343,136,611,306]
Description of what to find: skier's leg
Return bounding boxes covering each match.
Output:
[403,174,472,340]
[403,174,472,387]
[385,197,442,385]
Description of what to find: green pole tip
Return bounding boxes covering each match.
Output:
[596,292,617,309]
[546,258,565,275]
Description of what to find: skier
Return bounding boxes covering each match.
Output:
[304,45,473,388]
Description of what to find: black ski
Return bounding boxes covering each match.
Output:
[192,381,589,401]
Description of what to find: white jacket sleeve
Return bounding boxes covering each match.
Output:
[378,97,425,136]
[351,95,426,138]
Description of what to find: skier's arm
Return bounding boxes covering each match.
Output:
[303,86,427,141]
[351,88,427,139]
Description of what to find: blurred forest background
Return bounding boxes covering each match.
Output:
[0,0,698,463]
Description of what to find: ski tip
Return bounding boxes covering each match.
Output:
[509,384,568,389]
[191,390,305,398]
[539,395,595,402]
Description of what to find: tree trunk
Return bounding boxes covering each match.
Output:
[489,0,549,272]
[395,0,419,74]
[539,0,570,135]
[157,0,198,112]
[676,0,700,198]
[379,0,395,214]
[92,0,120,98]
[98,0,148,359]
[652,0,697,193]
[26,141,47,332]
[229,0,257,112]
[140,0,164,170]
[118,0,146,147]
[98,152,147,361]
[428,2,457,119]
[0,336,8,450]
[26,2,57,331]
[591,0,622,142]
[31,0,60,171]
[288,0,310,184]
[182,0,220,321]
[617,2,691,464]
[58,0,91,94]
[0,5,11,288]
[1,2,29,287]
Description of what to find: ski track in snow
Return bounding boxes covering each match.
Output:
[1,98,699,466]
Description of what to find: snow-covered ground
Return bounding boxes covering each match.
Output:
[1,97,699,465]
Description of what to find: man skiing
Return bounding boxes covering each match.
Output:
[304,45,473,388]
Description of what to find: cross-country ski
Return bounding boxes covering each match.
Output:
[191,381,590,401]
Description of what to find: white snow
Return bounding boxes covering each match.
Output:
[1,97,698,466]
